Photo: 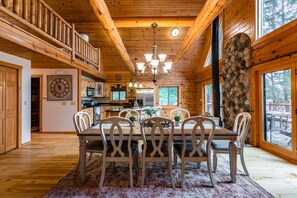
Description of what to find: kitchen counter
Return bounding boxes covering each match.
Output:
[105,108,125,112]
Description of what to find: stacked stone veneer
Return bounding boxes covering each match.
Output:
[223,33,252,143]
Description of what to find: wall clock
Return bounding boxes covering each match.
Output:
[47,75,72,101]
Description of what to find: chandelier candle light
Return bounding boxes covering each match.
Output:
[136,22,173,84]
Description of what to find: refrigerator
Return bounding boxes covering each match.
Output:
[136,88,154,107]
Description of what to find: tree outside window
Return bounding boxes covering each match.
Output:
[159,87,178,106]
[259,0,297,37]
[111,86,126,101]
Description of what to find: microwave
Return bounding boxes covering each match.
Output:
[87,87,95,97]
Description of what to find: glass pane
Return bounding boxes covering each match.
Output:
[119,91,126,100]
[169,87,178,105]
[205,84,213,115]
[112,91,119,100]
[261,0,297,37]
[159,87,169,105]
[263,69,292,151]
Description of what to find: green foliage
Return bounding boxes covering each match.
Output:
[144,108,157,117]
[159,87,178,106]
[129,116,136,122]
[174,115,181,122]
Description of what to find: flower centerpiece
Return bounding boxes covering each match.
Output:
[174,115,181,127]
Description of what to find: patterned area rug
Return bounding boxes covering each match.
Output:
[45,155,273,198]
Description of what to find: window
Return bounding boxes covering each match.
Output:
[204,23,223,67]
[203,83,222,116]
[159,86,179,106]
[111,86,126,101]
[258,0,297,37]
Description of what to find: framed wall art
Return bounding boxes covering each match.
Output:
[47,75,72,101]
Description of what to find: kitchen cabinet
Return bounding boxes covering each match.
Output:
[81,78,96,97]
[81,107,94,125]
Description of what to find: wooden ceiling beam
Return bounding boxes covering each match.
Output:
[89,0,135,74]
[173,0,228,64]
[113,17,195,27]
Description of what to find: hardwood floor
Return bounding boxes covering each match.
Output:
[0,133,297,197]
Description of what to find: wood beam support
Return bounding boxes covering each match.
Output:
[173,0,228,64]
[113,17,195,27]
[89,0,135,74]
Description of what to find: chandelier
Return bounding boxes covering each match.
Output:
[136,22,173,84]
[128,69,143,88]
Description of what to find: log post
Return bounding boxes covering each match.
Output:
[37,1,42,28]
[97,48,100,73]
[3,0,9,8]
[44,7,48,33]
[49,12,53,36]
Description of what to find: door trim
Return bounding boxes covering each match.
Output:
[252,62,297,161]
[31,75,43,132]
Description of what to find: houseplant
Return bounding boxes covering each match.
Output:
[129,116,137,126]
[174,115,181,127]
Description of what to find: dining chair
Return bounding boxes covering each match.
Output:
[173,116,216,188]
[211,112,251,176]
[119,109,141,120]
[99,117,138,189]
[73,111,103,160]
[170,108,190,121]
[140,117,175,188]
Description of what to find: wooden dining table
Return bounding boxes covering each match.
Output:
[77,123,239,183]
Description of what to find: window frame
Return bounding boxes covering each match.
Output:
[257,0,297,39]
[111,90,126,101]
[157,85,180,107]
[202,80,223,117]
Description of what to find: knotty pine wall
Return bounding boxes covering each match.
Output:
[197,0,297,121]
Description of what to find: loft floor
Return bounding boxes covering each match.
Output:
[0,133,296,197]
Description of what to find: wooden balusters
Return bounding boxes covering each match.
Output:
[13,0,19,14]
[31,0,36,25]
[0,0,100,68]
[44,7,48,33]
[2,0,9,8]
[23,0,29,20]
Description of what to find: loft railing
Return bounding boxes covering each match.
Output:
[0,0,100,70]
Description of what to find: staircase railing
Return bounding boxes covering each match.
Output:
[0,0,100,70]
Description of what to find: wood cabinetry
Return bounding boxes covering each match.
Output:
[0,66,18,154]
[81,107,94,126]
[81,78,96,97]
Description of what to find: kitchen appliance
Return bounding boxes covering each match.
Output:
[93,106,101,125]
[87,87,95,97]
[136,88,154,107]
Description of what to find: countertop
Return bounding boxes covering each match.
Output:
[105,108,126,112]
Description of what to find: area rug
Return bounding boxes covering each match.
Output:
[45,155,274,198]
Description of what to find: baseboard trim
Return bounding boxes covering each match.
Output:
[39,131,77,134]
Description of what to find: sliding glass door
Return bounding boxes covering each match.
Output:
[259,63,296,159]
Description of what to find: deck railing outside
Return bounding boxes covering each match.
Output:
[0,0,100,70]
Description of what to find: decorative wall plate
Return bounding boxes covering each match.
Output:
[47,75,72,101]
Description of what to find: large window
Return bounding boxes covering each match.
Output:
[259,0,297,37]
[111,86,126,101]
[203,83,222,116]
[159,86,179,106]
[204,23,223,67]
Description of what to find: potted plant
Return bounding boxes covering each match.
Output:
[129,116,137,126]
[144,108,157,117]
[174,115,181,127]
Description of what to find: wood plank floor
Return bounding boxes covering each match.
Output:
[0,133,297,197]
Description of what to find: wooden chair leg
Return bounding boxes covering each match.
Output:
[168,159,175,188]
[174,152,177,168]
[207,157,216,188]
[141,158,145,188]
[99,157,106,190]
[129,159,133,187]
[89,152,93,161]
[213,152,217,173]
[240,149,249,176]
[197,162,201,169]
[181,159,185,189]
[133,150,139,169]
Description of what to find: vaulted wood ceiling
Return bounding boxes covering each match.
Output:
[44,0,213,74]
